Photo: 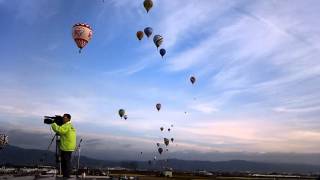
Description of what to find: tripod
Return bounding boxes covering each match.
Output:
[47,134,62,176]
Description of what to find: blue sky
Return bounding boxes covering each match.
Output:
[1,0,320,160]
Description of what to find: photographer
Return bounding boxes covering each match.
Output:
[51,113,76,178]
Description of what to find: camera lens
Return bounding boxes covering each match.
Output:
[44,118,54,124]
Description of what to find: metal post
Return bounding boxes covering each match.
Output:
[76,139,83,177]
[77,147,81,170]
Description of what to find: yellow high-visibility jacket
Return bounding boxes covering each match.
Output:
[51,121,76,151]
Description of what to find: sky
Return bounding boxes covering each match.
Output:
[1,0,320,162]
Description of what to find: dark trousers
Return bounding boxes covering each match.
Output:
[60,150,72,177]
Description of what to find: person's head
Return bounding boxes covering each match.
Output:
[63,113,71,123]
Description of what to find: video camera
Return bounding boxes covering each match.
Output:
[44,115,64,126]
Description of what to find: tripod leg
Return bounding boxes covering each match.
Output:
[55,135,62,176]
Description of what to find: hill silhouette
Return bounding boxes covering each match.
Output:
[0,145,319,174]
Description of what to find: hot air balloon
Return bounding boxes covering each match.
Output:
[159,48,166,58]
[166,148,168,152]
[118,109,125,119]
[156,103,161,111]
[72,23,93,53]
[154,156,157,160]
[158,147,163,155]
[171,138,174,143]
[153,35,163,49]
[141,152,143,155]
[124,115,128,120]
[190,76,196,84]
[171,124,173,127]
[168,128,171,132]
[156,143,160,147]
[143,0,153,13]
[136,31,144,41]
[144,27,153,38]
[160,127,164,131]
[164,138,169,146]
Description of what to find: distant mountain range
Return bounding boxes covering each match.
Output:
[1,145,319,174]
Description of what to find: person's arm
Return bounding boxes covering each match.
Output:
[51,123,69,135]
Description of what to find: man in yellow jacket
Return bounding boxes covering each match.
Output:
[51,113,76,178]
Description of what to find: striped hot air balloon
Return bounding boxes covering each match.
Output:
[153,35,163,49]
[72,23,93,53]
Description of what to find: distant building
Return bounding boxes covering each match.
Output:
[162,170,173,177]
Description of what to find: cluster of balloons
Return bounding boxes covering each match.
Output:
[150,70,196,166]
[154,103,175,165]
[0,134,8,150]
[137,0,175,165]
[69,1,198,168]
[135,0,167,58]
[157,125,175,155]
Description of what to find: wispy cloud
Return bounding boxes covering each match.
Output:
[12,1,59,25]
[157,0,238,49]
[190,103,219,114]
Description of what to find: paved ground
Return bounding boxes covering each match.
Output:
[0,175,317,180]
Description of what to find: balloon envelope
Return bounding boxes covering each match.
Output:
[72,23,93,52]
[136,31,144,41]
[158,147,163,154]
[160,127,164,131]
[164,138,169,146]
[144,27,153,38]
[160,48,166,58]
[190,76,196,84]
[153,35,163,48]
[119,109,125,118]
[156,103,161,111]
[143,0,153,13]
